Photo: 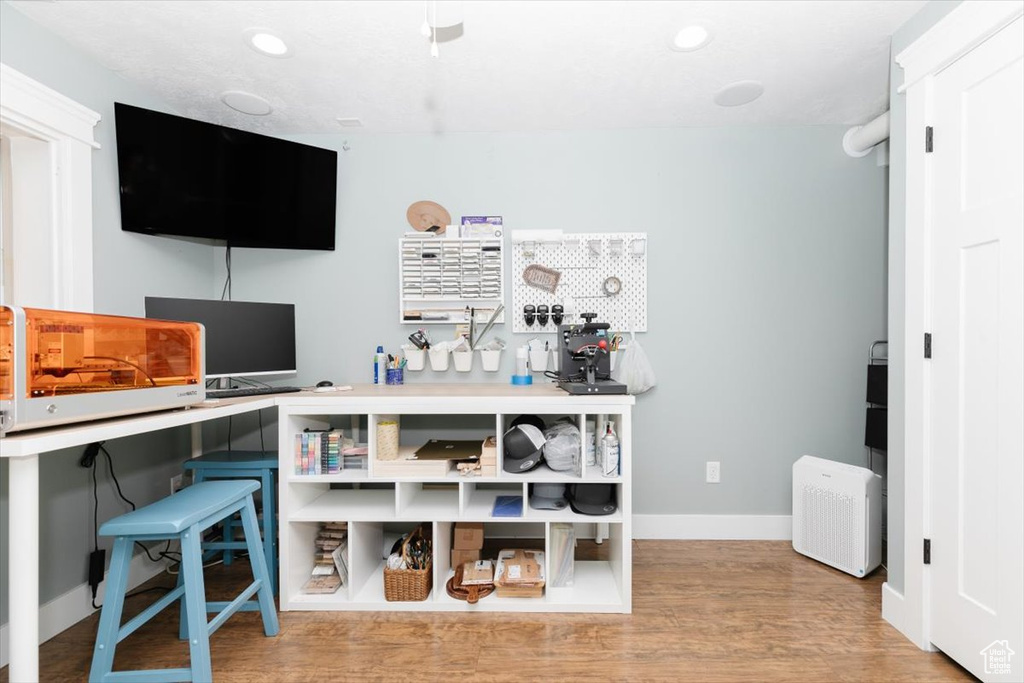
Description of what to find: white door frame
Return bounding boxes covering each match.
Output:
[887,0,1024,651]
[0,62,100,311]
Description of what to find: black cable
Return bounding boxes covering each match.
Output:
[99,444,181,564]
[100,445,136,511]
[228,416,233,451]
[81,356,157,387]
[259,409,266,454]
[220,246,232,301]
[91,456,99,552]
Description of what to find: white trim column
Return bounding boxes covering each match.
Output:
[0,63,99,312]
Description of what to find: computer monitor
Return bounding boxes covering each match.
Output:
[145,297,296,379]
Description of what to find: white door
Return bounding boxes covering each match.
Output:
[929,15,1024,682]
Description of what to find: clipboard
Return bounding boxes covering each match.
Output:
[413,439,482,461]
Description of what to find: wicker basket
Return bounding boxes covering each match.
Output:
[383,563,432,601]
[383,526,432,601]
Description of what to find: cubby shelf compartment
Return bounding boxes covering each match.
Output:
[289,489,396,522]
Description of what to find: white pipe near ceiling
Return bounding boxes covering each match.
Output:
[843,111,890,157]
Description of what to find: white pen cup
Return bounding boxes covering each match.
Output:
[428,347,450,371]
[529,348,549,373]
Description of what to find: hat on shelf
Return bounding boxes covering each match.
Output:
[406,200,451,234]
[567,483,617,516]
[502,423,546,473]
[529,483,568,510]
[542,420,580,472]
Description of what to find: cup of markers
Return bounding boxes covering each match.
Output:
[386,354,406,385]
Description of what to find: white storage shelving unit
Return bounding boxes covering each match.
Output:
[398,236,504,325]
[277,384,633,613]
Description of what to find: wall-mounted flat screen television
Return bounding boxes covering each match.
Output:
[115,103,337,250]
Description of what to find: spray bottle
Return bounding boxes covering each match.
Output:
[373,345,386,384]
[601,422,619,477]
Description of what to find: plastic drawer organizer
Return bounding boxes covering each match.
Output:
[277,384,634,613]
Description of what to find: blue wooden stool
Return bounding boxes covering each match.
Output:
[89,480,279,683]
[183,450,278,593]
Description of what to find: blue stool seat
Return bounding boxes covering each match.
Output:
[184,450,278,593]
[89,480,279,683]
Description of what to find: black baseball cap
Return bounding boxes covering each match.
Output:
[567,484,617,516]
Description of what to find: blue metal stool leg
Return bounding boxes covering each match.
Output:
[181,523,213,682]
[239,496,279,636]
[88,536,132,683]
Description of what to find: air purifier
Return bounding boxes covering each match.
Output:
[792,455,882,578]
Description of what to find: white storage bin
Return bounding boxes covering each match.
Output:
[529,348,549,373]
[405,348,426,371]
[480,349,502,372]
[428,347,450,371]
[452,351,473,372]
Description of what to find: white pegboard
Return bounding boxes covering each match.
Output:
[510,232,647,334]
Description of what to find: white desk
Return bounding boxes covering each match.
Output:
[0,397,274,683]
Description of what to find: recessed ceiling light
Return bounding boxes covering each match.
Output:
[336,118,364,128]
[220,90,272,116]
[243,28,292,58]
[713,80,764,107]
[670,25,712,52]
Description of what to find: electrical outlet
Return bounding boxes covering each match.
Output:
[706,461,721,484]
[170,474,183,495]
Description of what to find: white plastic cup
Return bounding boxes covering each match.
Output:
[609,350,618,373]
[480,349,502,372]
[428,347,450,371]
[453,351,473,372]
[405,348,426,371]
[529,348,549,373]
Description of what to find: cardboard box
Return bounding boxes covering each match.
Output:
[494,549,545,598]
[479,437,497,477]
[453,522,484,550]
[451,548,481,567]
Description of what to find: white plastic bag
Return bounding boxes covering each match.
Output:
[612,333,656,394]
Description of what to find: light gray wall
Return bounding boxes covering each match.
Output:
[885,0,962,595]
[220,126,887,516]
[0,1,218,625]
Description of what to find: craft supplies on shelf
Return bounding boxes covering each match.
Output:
[399,237,504,325]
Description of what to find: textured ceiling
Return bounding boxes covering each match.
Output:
[8,0,924,135]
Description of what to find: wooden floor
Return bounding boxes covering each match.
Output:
[2,541,972,682]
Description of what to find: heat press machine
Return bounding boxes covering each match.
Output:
[556,313,627,395]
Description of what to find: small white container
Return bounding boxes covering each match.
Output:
[515,347,529,376]
[609,349,618,373]
[529,348,549,373]
[405,348,426,371]
[480,349,502,372]
[453,351,473,372]
[428,347,450,371]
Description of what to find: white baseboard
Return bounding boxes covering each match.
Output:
[633,514,793,540]
[881,581,907,633]
[0,551,170,668]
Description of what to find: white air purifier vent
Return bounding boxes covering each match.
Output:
[792,455,882,578]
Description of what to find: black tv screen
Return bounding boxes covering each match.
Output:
[115,103,337,250]
[145,297,296,378]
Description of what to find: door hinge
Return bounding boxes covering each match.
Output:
[923,538,931,565]
[924,333,932,359]
[925,126,934,153]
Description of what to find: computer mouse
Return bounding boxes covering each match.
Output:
[316,380,333,388]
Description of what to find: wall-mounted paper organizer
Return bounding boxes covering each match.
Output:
[510,231,648,334]
[398,236,505,325]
